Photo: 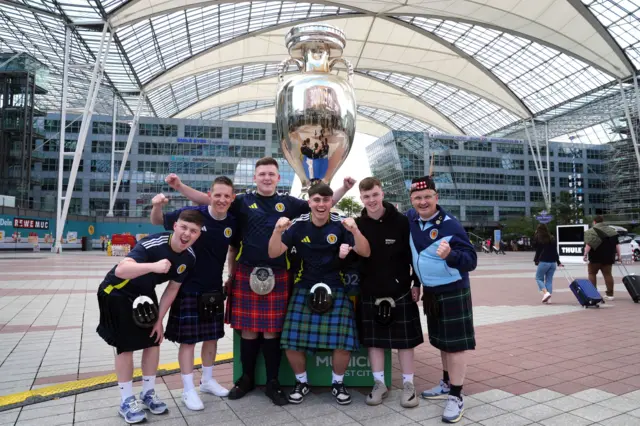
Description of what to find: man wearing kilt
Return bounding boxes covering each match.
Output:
[268,183,371,405]
[165,157,354,405]
[96,211,201,424]
[150,176,236,411]
[354,177,423,409]
[408,176,477,424]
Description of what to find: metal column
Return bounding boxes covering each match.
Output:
[107,92,117,217]
[619,79,640,182]
[54,22,112,253]
[524,121,551,211]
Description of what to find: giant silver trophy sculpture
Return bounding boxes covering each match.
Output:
[275,24,357,196]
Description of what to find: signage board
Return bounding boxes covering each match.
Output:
[13,217,50,230]
[557,225,588,264]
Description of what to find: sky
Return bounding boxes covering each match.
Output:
[290,132,378,200]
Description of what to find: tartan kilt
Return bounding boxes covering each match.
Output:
[423,287,475,353]
[358,292,424,349]
[165,291,224,344]
[96,289,159,355]
[226,263,289,333]
[281,287,358,354]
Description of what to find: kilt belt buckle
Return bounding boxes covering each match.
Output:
[374,297,396,326]
[308,283,334,314]
[250,267,275,295]
[132,295,158,329]
[198,291,225,318]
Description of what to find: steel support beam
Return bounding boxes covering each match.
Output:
[55,22,111,253]
[107,92,117,217]
[619,79,640,189]
[108,92,144,216]
[524,121,551,211]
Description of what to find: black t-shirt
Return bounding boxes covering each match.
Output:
[99,232,196,296]
[163,205,236,293]
[230,191,309,269]
[282,213,354,289]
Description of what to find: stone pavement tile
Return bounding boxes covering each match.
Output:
[596,395,640,413]
[599,414,640,425]
[482,376,521,388]
[471,390,514,404]
[178,411,240,426]
[550,370,588,382]
[517,404,564,422]
[14,402,73,421]
[21,395,75,411]
[397,403,441,422]
[0,408,20,425]
[284,398,342,420]
[546,382,591,395]
[520,389,564,403]
[571,375,612,388]
[419,416,478,425]
[569,404,620,422]
[543,396,590,412]
[571,388,616,403]
[337,399,396,422]
[242,410,297,426]
[538,413,593,426]
[15,412,73,426]
[478,413,533,426]
[298,410,356,426]
[596,381,640,396]
[498,382,541,396]
[490,396,536,411]
[621,375,640,387]
[624,389,640,402]
[526,376,565,388]
[463,404,507,422]
[359,412,415,426]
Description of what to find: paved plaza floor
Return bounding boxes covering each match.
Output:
[1,250,640,425]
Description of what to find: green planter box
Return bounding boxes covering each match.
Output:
[232,331,392,388]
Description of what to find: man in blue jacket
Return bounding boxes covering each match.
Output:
[407,176,477,424]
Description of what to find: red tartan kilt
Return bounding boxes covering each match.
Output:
[225,263,290,333]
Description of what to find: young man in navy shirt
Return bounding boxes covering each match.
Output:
[268,183,370,405]
[150,176,236,411]
[97,210,202,424]
[407,176,477,424]
[165,157,354,405]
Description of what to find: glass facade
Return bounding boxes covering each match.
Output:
[29,115,294,217]
[366,131,609,223]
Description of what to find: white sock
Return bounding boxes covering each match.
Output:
[402,373,414,384]
[201,365,213,384]
[295,372,308,384]
[118,381,133,403]
[332,372,344,384]
[182,373,195,392]
[373,371,384,383]
[142,376,155,395]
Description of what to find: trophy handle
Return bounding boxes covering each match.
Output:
[278,58,302,87]
[329,58,354,84]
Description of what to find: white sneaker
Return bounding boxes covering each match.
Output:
[182,388,204,411]
[605,296,615,301]
[542,292,551,303]
[200,378,230,397]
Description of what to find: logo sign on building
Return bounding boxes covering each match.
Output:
[536,210,554,224]
[0,218,12,227]
[13,218,50,230]
[176,138,229,145]
[559,244,584,256]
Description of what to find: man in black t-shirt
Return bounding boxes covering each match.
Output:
[97,210,202,425]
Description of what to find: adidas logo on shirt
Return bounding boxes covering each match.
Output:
[249,203,258,209]
[301,236,311,243]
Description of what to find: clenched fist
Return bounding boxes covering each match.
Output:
[275,217,291,234]
[339,243,352,259]
[152,193,169,206]
[153,259,171,274]
[342,217,358,233]
[165,173,182,190]
[343,177,356,190]
[436,240,451,259]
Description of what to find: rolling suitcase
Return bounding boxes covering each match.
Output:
[617,263,640,303]
[560,267,604,308]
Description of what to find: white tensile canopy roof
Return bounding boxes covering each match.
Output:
[0,0,638,137]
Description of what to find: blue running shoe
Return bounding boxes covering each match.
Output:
[442,395,464,423]
[139,389,168,415]
[118,396,147,424]
[421,380,450,400]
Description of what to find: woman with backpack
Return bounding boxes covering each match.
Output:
[533,224,563,303]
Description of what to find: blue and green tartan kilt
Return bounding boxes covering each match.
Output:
[358,292,424,349]
[165,291,225,344]
[423,287,476,353]
[281,287,359,354]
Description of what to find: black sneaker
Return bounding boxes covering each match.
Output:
[288,381,310,404]
[331,382,351,405]
[228,374,254,400]
[265,379,289,406]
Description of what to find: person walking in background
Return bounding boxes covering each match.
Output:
[533,224,562,304]
[583,216,620,301]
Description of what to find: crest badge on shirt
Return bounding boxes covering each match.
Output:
[224,227,233,238]
[429,229,438,240]
[275,203,285,212]
[327,234,338,244]
[177,264,187,274]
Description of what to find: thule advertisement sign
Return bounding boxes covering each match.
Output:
[557,225,588,264]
